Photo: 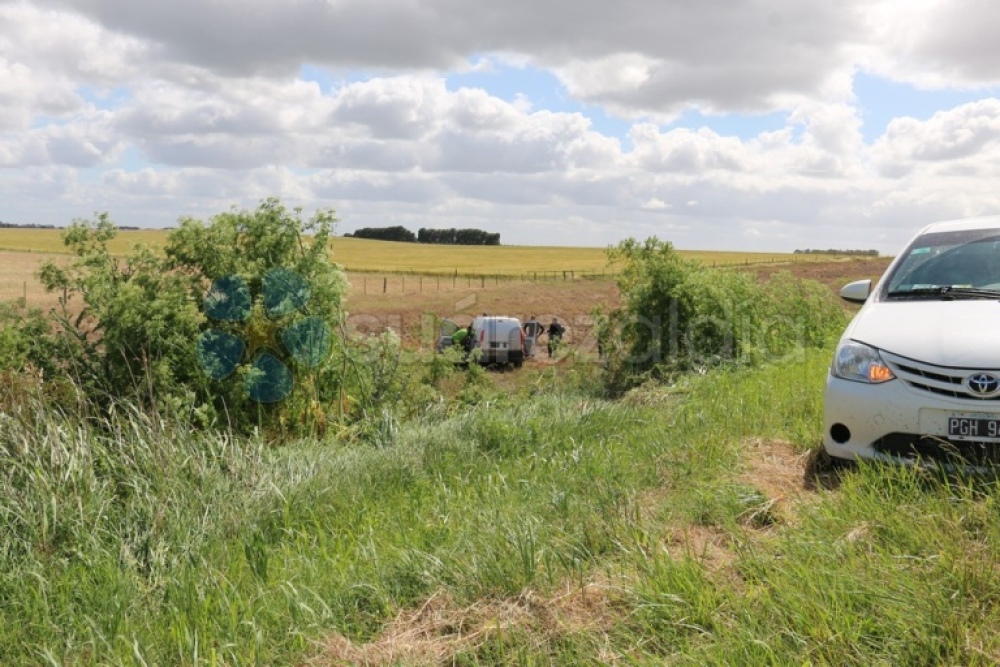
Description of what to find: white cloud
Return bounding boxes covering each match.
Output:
[872,100,1000,169]
[6,0,1000,253]
[27,0,872,115]
[864,0,1000,89]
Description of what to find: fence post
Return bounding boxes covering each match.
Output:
[383,277,387,293]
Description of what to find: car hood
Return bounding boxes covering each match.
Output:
[848,299,1000,368]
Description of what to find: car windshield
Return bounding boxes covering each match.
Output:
[883,228,1000,298]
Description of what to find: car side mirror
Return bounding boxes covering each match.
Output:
[840,279,872,304]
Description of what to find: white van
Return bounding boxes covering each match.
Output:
[472,316,525,367]
[437,316,525,366]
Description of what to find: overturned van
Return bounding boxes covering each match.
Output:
[437,316,525,367]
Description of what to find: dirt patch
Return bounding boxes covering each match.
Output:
[750,257,893,295]
[737,439,846,529]
[665,524,737,572]
[306,582,626,667]
[741,439,810,507]
[344,272,620,354]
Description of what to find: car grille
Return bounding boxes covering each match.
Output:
[882,352,1000,401]
[873,433,1000,466]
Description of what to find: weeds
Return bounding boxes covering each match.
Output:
[5,345,1000,665]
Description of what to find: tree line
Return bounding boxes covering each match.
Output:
[0,221,57,229]
[346,226,500,245]
[0,221,143,230]
[793,248,879,256]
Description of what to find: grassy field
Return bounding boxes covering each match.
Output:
[6,240,989,665]
[5,348,1000,665]
[0,228,169,256]
[0,228,854,276]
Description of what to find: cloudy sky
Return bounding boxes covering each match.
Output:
[3,0,1000,252]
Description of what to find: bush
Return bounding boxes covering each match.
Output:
[31,199,367,435]
[604,237,845,392]
[0,301,76,380]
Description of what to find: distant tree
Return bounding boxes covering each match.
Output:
[352,226,416,242]
[417,227,500,245]
[0,221,57,229]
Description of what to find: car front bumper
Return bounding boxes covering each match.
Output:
[824,372,1000,469]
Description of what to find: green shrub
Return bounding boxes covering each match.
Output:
[0,301,78,381]
[604,237,845,391]
[24,199,463,438]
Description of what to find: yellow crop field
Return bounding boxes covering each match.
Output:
[0,228,843,276]
[0,228,168,256]
[330,237,827,275]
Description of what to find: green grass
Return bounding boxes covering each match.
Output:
[5,350,1000,664]
[0,373,669,664]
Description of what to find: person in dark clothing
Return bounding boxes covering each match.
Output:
[545,317,565,358]
[460,324,475,354]
[523,315,543,358]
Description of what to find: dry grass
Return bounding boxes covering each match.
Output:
[0,251,66,312]
[307,582,627,667]
[0,229,167,256]
[0,228,853,275]
[738,438,816,525]
[330,237,818,275]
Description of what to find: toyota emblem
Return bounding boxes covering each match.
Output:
[966,373,1000,396]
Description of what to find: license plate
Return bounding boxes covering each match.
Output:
[948,416,1000,441]
[490,342,506,349]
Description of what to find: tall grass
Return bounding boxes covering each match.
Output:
[607,354,1000,666]
[0,377,671,664]
[6,350,1000,664]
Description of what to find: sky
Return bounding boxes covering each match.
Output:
[3,1,1000,253]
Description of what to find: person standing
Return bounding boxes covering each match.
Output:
[545,317,565,358]
[523,315,543,358]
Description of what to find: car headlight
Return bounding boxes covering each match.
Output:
[832,340,896,384]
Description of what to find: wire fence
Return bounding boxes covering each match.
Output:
[0,254,848,302]
[343,255,831,295]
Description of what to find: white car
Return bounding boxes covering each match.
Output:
[824,216,1000,469]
